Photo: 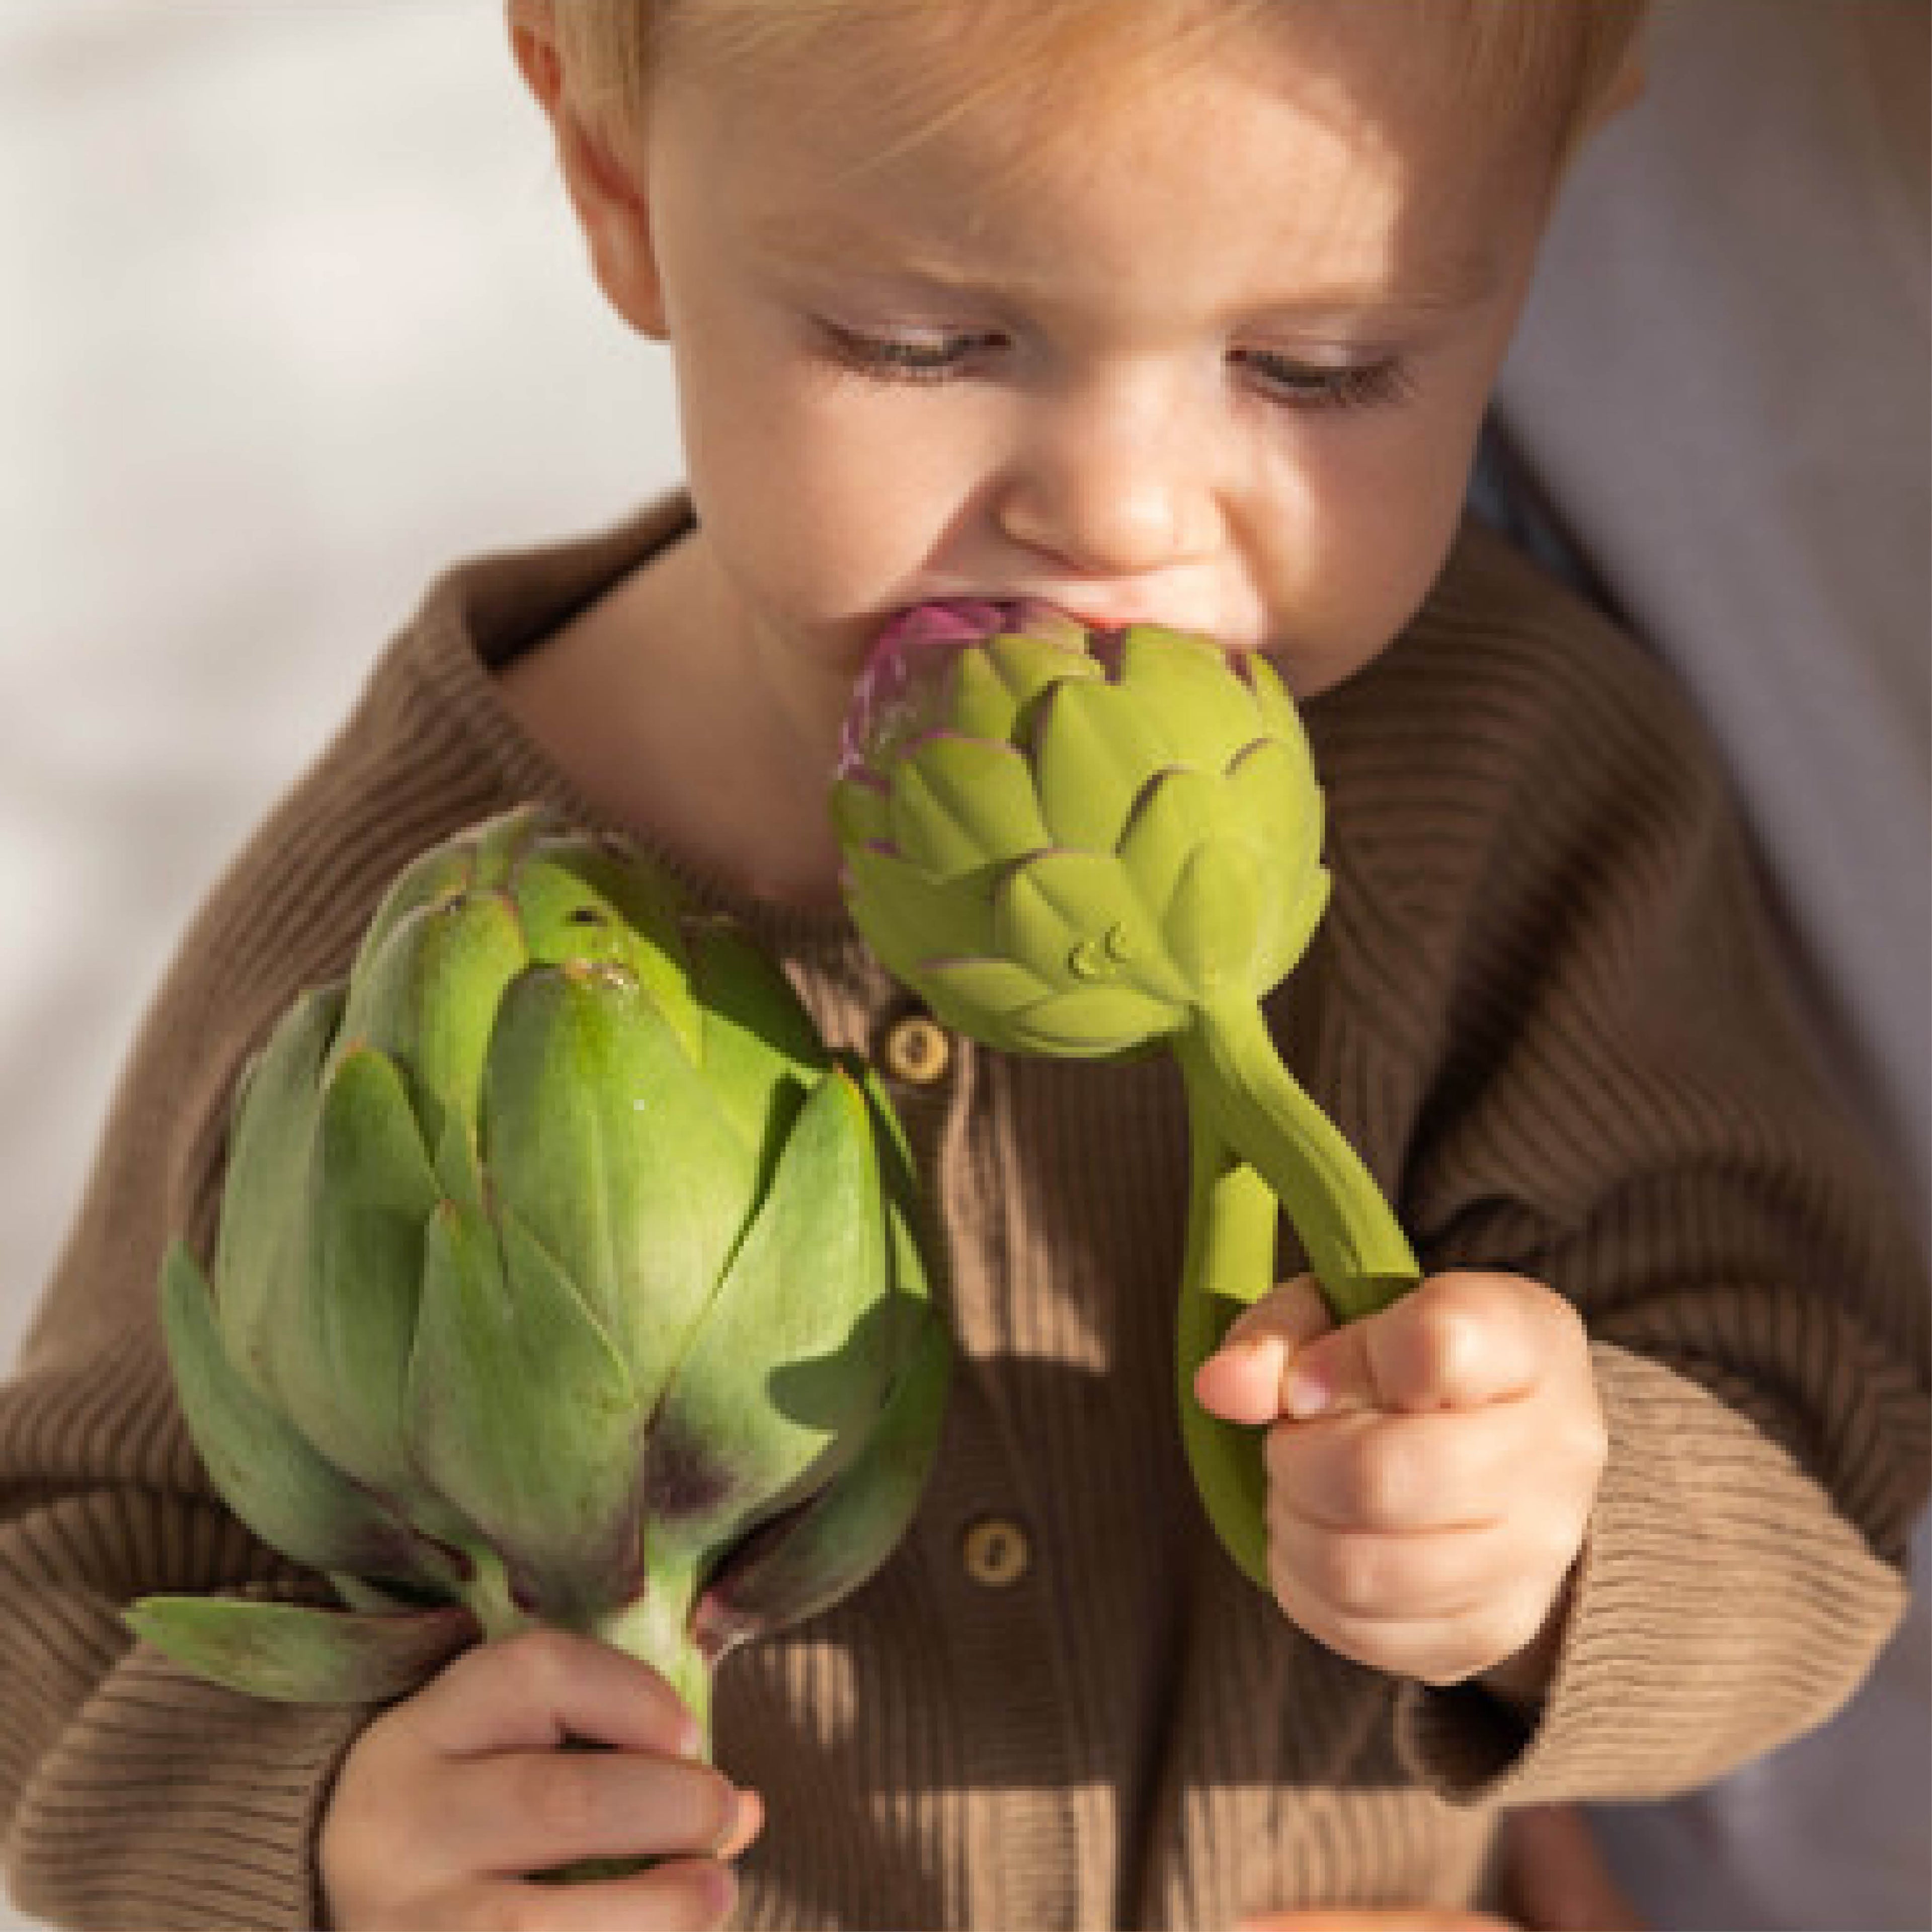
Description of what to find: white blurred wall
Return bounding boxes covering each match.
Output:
[0,1,681,1381]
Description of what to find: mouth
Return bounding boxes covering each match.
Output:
[879,596,1207,646]
[843,597,1279,779]
[870,599,1026,652]
[889,597,1276,673]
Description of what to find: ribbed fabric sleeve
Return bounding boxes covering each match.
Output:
[1,507,704,1932]
[1297,531,1927,1808]
[3,502,1923,1930]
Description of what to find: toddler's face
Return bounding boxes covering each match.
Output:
[621,6,1556,706]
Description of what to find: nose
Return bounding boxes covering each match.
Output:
[994,369,1220,580]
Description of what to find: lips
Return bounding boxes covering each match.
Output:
[880,596,1187,642]
[873,599,1019,652]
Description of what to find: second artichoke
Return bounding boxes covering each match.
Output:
[130,805,949,1747]
[833,603,1417,1588]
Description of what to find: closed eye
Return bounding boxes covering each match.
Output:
[818,319,1414,414]
[818,320,999,384]
[1233,349,1414,412]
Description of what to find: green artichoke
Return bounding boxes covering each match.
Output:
[832,603,1416,1588]
[130,805,948,1747]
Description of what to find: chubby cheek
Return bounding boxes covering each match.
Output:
[1263,423,1478,696]
[679,366,975,658]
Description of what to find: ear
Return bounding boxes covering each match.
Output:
[507,0,668,340]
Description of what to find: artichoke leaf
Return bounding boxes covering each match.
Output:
[347,841,477,987]
[894,735,1051,873]
[1114,627,1266,771]
[212,983,343,1390]
[468,801,548,889]
[433,1109,488,1218]
[854,1059,942,1418]
[978,630,1097,718]
[697,1314,951,1655]
[1113,767,1223,929]
[685,918,829,1167]
[1029,677,1174,855]
[646,1068,898,1548]
[992,848,1137,992]
[407,1200,642,1621]
[1164,838,1267,998]
[887,748,1020,881]
[159,1243,452,1588]
[842,842,994,973]
[830,774,894,852]
[480,967,754,1394]
[274,1045,440,1501]
[1009,986,1177,1055]
[946,643,1034,743]
[337,890,529,1153]
[1255,866,1332,999]
[918,956,1058,1032]
[126,1594,475,1705]
[509,860,654,976]
[515,839,703,1062]
[852,1059,933,1308]
[1223,736,1322,856]
[1243,649,1307,747]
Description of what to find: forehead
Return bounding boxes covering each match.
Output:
[657,0,1576,171]
[656,2,1546,311]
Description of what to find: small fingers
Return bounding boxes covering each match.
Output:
[1265,1404,1520,1533]
[439,1856,741,1932]
[404,1629,704,1759]
[1267,1515,1520,1625]
[1287,1272,1577,1418]
[437,1748,755,1881]
[1193,1275,1333,1425]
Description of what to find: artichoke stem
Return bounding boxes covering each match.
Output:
[1177,997,1420,1323]
[1175,1114,1279,1589]
[460,1548,713,1752]
[590,1561,715,1754]
[462,1545,530,1643]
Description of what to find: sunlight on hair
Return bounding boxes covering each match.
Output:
[553,0,1646,179]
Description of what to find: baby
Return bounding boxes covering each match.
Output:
[1,4,1923,1929]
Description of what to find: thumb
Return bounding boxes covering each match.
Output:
[1192,1275,1333,1426]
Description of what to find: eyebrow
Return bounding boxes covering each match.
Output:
[751,211,1505,322]
[1275,253,1504,319]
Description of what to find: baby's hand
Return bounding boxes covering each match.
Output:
[319,1629,760,1930]
[1194,1272,1606,1696]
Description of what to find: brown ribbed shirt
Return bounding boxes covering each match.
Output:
[3,502,1925,1931]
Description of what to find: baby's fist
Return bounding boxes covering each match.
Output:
[320,1629,758,1930]
[1196,1272,1606,1694]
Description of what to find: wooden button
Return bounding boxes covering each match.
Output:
[960,1515,1030,1588]
[882,1013,950,1085]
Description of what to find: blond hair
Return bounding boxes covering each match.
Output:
[554,0,1647,178]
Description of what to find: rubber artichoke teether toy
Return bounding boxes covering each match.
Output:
[832,602,1417,1588]
[129,804,948,1749]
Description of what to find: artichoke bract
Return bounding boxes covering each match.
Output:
[130,805,948,1746]
[832,603,1416,1588]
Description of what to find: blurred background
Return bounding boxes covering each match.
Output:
[0,0,679,1377]
[2,6,1925,1932]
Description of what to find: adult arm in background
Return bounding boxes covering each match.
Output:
[1479,4,1930,1927]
